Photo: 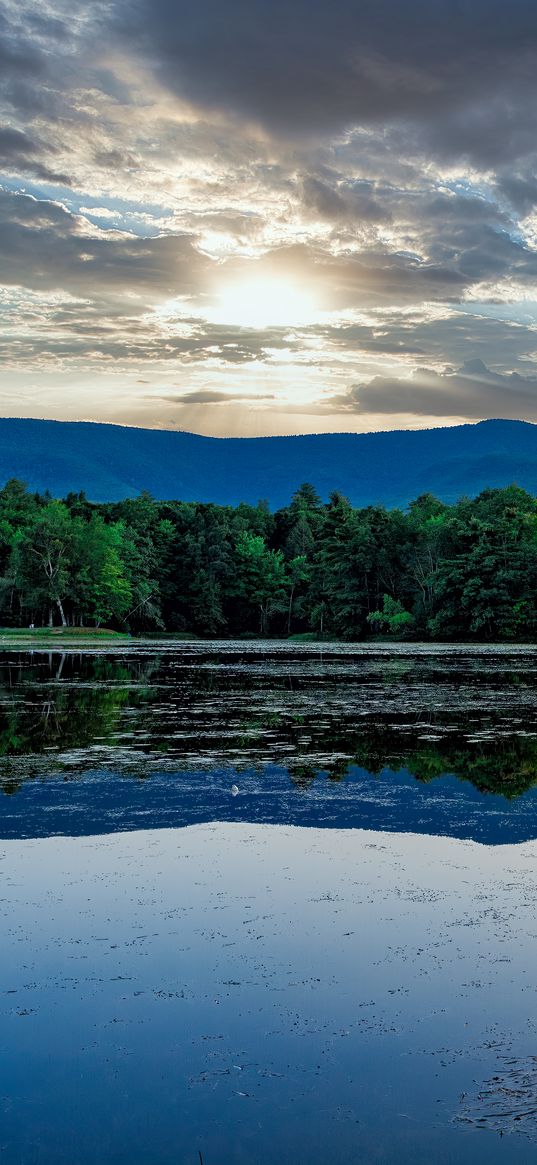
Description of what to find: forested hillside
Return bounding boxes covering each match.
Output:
[2,417,537,506]
[1,478,537,640]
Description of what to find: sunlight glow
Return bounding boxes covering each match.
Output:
[208,277,318,329]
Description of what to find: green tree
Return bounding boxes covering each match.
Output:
[233,532,288,634]
[367,594,415,637]
[18,501,74,626]
[71,517,132,627]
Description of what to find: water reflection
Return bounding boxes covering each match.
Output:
[0,653,154,758]
[1,824,537,1165]
[0,645,536,793]
[2,644,537,1164]
[0,644,537,840]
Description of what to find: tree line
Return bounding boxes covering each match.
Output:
[1,477,537,640]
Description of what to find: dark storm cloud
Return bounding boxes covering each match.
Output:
[418,218,537,285]
[0,2,64,117]
[0,125,71,184]
[330,360,537,420]
[301,176,390,224]
[495,172,537,216]
[0,5,44,77]
[119,0,537,161]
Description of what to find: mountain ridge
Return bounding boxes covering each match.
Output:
[1,416,536,508]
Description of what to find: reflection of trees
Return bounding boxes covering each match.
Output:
[214,705,537,798]
[0,654,161,788]
[0,686,130,760]
[2,652,537,802]
[288,766,318,790]
[0,651,162,688]
[348,727,537,798]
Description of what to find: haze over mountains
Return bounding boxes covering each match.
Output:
[1,417,537,509]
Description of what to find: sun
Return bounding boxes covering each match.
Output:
[208,276,317,329]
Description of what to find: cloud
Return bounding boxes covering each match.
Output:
[0,188,208,300]
[314,310,537,370]
[0,125,71,184]
[118,0,537,163]
[300,176,390,224]
[150,390,276,403]
[329,359,537,420]
[3,1,537,434]
[11,184,533,326]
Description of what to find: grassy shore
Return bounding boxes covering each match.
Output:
[0,626,129,642]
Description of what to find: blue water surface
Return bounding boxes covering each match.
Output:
[1,642,537,1164]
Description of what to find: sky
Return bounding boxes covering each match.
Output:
[3,1,537,436]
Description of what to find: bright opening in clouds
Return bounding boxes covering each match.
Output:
[209,278,319,329]
[2,0,537,434]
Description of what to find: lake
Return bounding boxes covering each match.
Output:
[1,641,537,1163]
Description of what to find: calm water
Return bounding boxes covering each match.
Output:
[1,642,537,1163]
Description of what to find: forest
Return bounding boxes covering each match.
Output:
[1,477,537,640]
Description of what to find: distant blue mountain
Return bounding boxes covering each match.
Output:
[0,416,536,507]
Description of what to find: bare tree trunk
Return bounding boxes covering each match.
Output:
[287,585,295,635]
[260,601,269,636]
[48,607,53,628]
[56,598,67,627]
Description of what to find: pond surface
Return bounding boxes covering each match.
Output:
[1,642,537,1163]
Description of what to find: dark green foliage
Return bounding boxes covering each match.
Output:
[1,477,537,639]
